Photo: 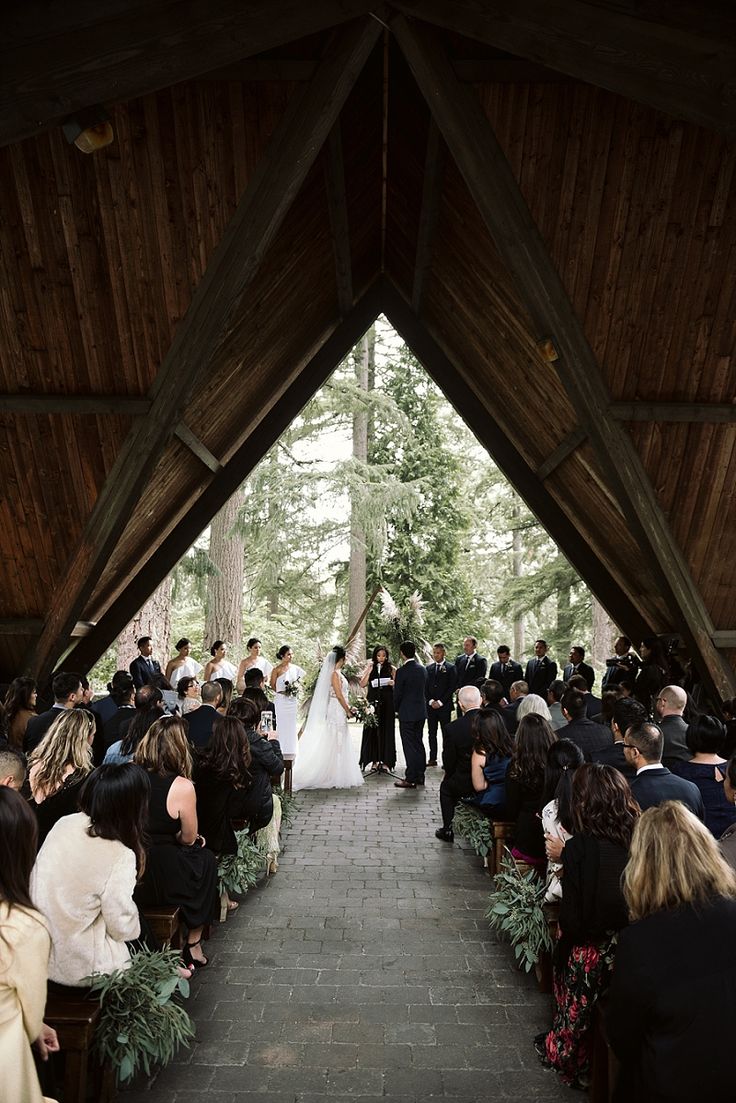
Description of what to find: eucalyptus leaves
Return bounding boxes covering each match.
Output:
[451,802,494,858]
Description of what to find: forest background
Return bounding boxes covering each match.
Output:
[91,318,617,691]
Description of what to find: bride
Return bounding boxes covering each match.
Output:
[292,646,365,791]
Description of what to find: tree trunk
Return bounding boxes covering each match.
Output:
[115,575,172,673]
[347,328,373,657]
[591,596,617,672]
[205,489,245,652]
[512,505,524,658]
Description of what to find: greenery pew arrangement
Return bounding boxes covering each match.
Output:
[486,852,554,974]
[451,802,494,858]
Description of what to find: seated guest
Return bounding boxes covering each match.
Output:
[241,667,277,729]
[606,802,736,1103]
[148,673,179,716]
[24,672,83,753]
[539,764,639,1090]
[435,686,482,842]
[90,669,133,725]
[540,739,584,902]
[228,696,284,796]
[480,679,505,708]
[103,691,164,765]
[591,687,622,727]
[654,684,691,766]
[133,716,218,967]
[567,673,602,720]
[557,689,606,760]
[177,675,201,716]
[672,715,736,837]
[28,709,95,847]
[77,675,106,765]
[505,713,557,871]
[186,681,222,749]
[102,677,136,748]
[3,677,37,749]
[546,680,567,731]
[31,764,147,986]
[626,722,705,819]
[516,693,552,723]
[0,747,26,790]
[214,678,233,715]
[0,788,60,1102]
[719,754,736,871]
[468,708,513,816]
[591,696,647,779]
[165,638,203,689]
[502,679,528,733]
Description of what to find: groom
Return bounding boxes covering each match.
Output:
[393,641,427,789]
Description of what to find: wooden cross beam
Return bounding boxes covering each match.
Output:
[394,16,736,701]
[26,17,382,685]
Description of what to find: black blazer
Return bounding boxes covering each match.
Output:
[584,692,603,719]
[563,661,595,691]
[606,896,736,1103]
[489,659,523,697]
[556,716,608,761]
[442,709,479,781]
[185,705,220,750]
[630,766,705,820]
[524,656,558,696]
[24,705,67,753]
[394,660,427,722]
[590,740,637,780]
[425,661,457,711]
[454,653,488,691]
[129,654,162,689]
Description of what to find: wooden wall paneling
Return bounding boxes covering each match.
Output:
[324,120,354,315]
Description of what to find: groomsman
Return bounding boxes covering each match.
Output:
[129,636,162,689]
[394,641,428,789]
[489,645,523,700]
[524,639,557,696]
[425,643,456,767]
[563,646,595,691]
[454,636,487,715]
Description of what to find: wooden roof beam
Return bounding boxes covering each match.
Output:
[380,279,651,643]
[203,57,564,84]
[25,16,382,684]
[324,123,354,316]
[0,395,150,415]
[536,428,587,482]
[394,2,736,135]
[411,118,445,314]
[394,15,736,702]
[62,281,385,675]
[611,402,736,424]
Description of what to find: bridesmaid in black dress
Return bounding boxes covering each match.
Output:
[359,645,397,771]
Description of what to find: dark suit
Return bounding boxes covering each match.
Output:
[631,765,705,819]
[439,708,480,829]
[186,704,220,750]
[591,740,637,779]
[129,654,162,689]
[524,655,557,696]
[24,704,67,753]
[425,661,456,762]
[394,659,427,784]
[563,661,595,691]
[584,692,603,719]
[556,716,608,761]
[658,714,691,765]
[489,659,523,699]
[454,653,488,693]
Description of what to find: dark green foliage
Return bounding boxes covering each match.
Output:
[452,803,494,858]
[486,852,553,972]
[218,830,265,896]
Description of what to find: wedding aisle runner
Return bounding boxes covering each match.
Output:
[129,752,568,1102]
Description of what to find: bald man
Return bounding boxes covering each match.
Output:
[0,747,27,790]
[655,685,691,766]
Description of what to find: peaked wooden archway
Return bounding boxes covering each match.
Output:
[1,5,735,702]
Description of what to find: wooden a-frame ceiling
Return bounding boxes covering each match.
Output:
[1,3,735,701]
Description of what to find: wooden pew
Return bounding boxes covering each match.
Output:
[44,986,115,1103]
[141,905,182,950]
[487,821,515,877]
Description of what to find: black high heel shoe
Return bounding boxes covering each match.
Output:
[182,938,209,968]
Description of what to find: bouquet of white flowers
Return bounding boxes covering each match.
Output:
[349,694,378,728]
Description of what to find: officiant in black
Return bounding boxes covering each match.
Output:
[424,643,456,767]
[359,645,397,771]
[454,637,487,717]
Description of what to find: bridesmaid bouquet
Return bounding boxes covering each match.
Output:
[349,694,378,728]
[282,678,301,698]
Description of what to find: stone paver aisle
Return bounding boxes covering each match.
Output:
[135,768,569,1102]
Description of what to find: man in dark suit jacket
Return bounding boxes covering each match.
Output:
[489,646,523,700]
[424,643,456,767]
[562,646,595,691]
[556,689,608,761]
[129,636,162,689]
[24,671,83,753]
[393,641,428,789]
[435,686,482,841]
[501,680,528,734]
[654,685,692,766]
[626,722,705,820]
[591,697,647,779]
[567,673,603,720]
[524,639,557,696]
[454,637,487,715]
[601,635,640,689]
[186,682,223,749]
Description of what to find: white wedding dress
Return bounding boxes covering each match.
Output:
[292,660,364,791]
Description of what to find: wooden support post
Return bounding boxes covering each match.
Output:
[392,18,736,701]
[27,18,382,684]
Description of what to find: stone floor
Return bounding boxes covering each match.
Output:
[126,753,570,1103]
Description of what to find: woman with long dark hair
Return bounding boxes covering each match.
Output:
[469,708,513,816]
[228,696,284,814]
[31,764,149,986]
[3,677,37,749]
[540,739,584,902]
[0,787,59,1103]
[505,713,557,871]
[539,763,640,1090]
[359,645,396,771]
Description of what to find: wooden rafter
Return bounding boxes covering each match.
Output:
[394,1,736,135]
[0,395,150,415]
[411,118,444,313]
[63,282,385,675]
[324,123,354,316]
[393,16,736,700]
[537,429,587,482]
[380,279,651,642]
[26,16,382,684]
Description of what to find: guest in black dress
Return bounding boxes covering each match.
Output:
[505,713,557,871]
[133,715,217,968]
[27,709,95,848]
[359,646,396,771]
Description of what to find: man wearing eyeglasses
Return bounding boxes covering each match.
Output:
[625,722,704,819]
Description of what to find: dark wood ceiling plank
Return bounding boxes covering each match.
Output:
[62,281,384,675]
[393,15,736,701]
[26,17,383,684]
[393,1,736,135]
[324,123,354,315]
[612,402,736,423]
[0,395,150,414]
[411,118,444,313]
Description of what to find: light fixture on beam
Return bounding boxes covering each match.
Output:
[62,106,114,153]
[538,337,558,362]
